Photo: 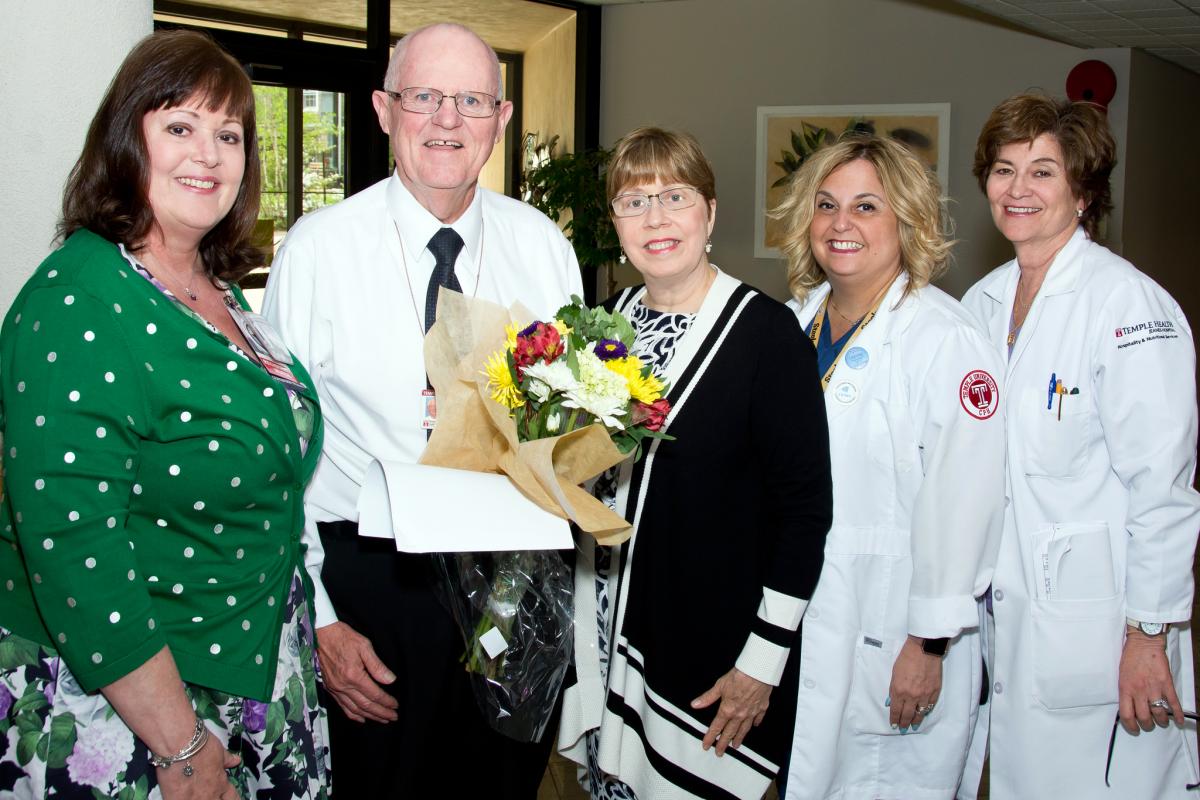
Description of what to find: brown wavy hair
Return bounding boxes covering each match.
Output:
[59,29,261,282]
[972,92,1114,239]
[771,135,952,305]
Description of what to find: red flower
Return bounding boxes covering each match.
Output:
[513,323,563,374]
[631,398,671,431]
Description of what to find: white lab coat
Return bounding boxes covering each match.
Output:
[960,227,1200,799]
[785,275,1005,800]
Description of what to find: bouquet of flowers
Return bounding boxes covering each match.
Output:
[420,292,672,742]
[483,298,672,456]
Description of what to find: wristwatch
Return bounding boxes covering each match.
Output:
[920,637,949,657]
[1126,617,1168,636]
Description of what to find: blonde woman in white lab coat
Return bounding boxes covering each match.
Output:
[960,92,1200,799]
[775,135,1005,799]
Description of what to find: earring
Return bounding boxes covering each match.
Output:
[705,239,713,254]
[619,250,627,265]
[1076,208,1084,218]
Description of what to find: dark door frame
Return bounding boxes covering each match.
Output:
[155,0,601,197]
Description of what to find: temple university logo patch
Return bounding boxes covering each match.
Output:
[960,370,999,420]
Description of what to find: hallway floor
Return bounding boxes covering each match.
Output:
[536,752,781,799]
[536,567,1200,800]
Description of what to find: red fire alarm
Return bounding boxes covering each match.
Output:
[1066,60,1117,110]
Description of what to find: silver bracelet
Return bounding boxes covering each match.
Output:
[148,718,209,777]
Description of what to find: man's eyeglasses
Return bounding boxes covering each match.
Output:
[1105,710,1199,790]
[610,186,700,218]
[385,87,498,118]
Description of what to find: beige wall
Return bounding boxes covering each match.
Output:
[523,15,577,153]
[0,1,152,314]
[1122,49,1200,330]
[600,0,1133,302]
[479,62,510,194]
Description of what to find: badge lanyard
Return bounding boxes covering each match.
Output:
[808,288,887,392]
[392,218,485,339]
[393,217,485,431]
[223,295,308,394]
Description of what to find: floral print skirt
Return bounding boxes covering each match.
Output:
[0,572,328,799]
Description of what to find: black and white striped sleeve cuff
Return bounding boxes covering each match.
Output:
[735,587,809,686]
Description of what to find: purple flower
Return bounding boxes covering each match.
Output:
[594,339,627,361]
[0,685,13,719]
[242,699,268,733]
[518,322,541,338]
[41,658,59,708]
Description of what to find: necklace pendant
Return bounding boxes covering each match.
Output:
[1007,330,1016,346]
[184,287,198,301]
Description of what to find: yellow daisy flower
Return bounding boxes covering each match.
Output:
[604,355,664,404]
[503,323,520,353]
[484,351,524,410]
[627,369,664,404]
[552,319,572,337]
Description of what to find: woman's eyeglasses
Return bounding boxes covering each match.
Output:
[1105,710,1199,790]
[610,186,699,218]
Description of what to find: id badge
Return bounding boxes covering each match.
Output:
[421,389,437,430]
[227,304,294,365]
[261,356,307,394]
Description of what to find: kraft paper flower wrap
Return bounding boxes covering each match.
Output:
[418,287,675,742]
[419,289,633,545]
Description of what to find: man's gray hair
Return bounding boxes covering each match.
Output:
[383,22,504,101]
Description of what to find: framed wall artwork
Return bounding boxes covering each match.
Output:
[755,103,950,259]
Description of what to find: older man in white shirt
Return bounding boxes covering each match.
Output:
[263,22,582,797]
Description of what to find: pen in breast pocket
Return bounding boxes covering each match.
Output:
[1047,373,1057,410]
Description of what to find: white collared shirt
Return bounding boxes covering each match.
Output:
[263,173,583,625]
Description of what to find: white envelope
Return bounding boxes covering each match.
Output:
[356,460,572,553]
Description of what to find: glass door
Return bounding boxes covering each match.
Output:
[242,86,347,310]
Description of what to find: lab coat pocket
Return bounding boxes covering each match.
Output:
[867,401,894,470]
[1029,521,1116,601]
[1030,591,1123,709]
[847,635,942,736]
[1021,386,1090,478]
[870,399,917,475]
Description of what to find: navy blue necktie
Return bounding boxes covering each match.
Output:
[424,228,464,333]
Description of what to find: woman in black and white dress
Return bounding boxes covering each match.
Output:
[558,127,833,800]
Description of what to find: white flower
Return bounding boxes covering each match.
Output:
[563,350,630,429]
[523,360,578,403]
[546,412,562,433]
[66,711,136,789]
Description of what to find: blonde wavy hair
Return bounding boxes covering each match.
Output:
[771,135,952,305]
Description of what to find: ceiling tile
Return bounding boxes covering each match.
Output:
[1042,11,1119,21]
[947,0,1200,75]
[1144,21,1200,32]
[1146,46,1198,55]
[1094,0,1184,10]
[1109,33,1173,44]
[1118,8,1200,18]
[1069,18,1146,30]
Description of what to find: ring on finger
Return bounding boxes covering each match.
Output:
[1151,698,1171,710]
[916,703,935,715]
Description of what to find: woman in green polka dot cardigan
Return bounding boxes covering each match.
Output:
[0,31,327,799]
